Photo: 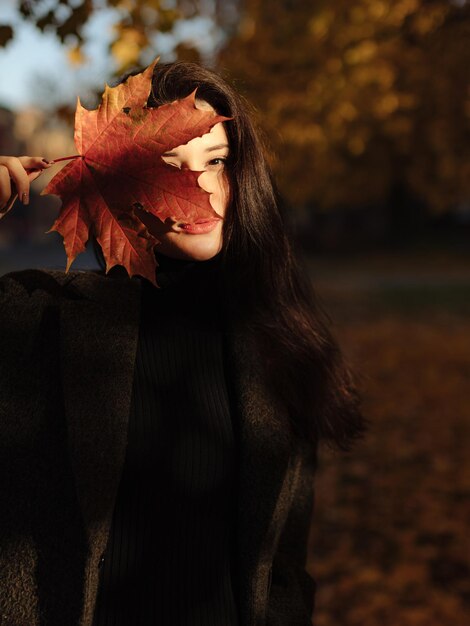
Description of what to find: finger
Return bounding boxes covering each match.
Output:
[0,191,18,218]
[0,156,30,205]
[0,164,12,209]
[17,156,53,171]
[27,169,45,183]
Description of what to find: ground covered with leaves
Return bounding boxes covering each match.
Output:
[306,250,470,626]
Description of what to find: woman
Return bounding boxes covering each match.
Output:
[0,61,366,626]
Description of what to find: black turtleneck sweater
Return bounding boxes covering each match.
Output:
[92,251,240,626]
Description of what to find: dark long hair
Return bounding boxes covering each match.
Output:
[93,61,368,451]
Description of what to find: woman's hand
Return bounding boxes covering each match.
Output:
[0,156,53,217]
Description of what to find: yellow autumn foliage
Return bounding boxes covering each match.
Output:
[219,0,470,213]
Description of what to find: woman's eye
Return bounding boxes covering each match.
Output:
[207,157,227,168]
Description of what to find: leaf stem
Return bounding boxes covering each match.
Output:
[50,154,82,163]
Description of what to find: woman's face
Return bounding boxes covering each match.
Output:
[136,99,230,261]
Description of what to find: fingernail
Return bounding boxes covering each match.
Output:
[22,192,29,205]
[42,158,50,164]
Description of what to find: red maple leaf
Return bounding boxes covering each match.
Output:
[41,57,230,285]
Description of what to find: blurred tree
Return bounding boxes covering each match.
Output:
[0,0,238,73]
[218,0,470,213]
[0,0,240,129]
[0,24,13,46]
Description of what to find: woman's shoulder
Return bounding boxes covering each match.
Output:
[0,266,142,310]
[0,267,108,305]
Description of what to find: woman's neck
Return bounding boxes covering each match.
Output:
[153,249,223,289]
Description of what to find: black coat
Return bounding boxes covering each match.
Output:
[0,267,318,626]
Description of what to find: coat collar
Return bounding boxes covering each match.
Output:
[55,269,295,625]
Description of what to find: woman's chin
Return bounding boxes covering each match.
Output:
[154,235,223,262]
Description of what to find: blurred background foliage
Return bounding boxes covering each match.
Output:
[6,0,236,69]
[221,0,470,215]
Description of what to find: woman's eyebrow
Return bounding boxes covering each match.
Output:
[162,143,229,157]
[205,143,229,153]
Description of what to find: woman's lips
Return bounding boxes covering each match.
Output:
[178,218,222,234]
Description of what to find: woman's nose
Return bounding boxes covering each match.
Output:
[179,162,213,191]
[197,170,218,194]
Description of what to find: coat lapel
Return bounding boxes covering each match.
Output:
[57,268,142,608]
[226,324,297,626]
[59,271,141,529]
